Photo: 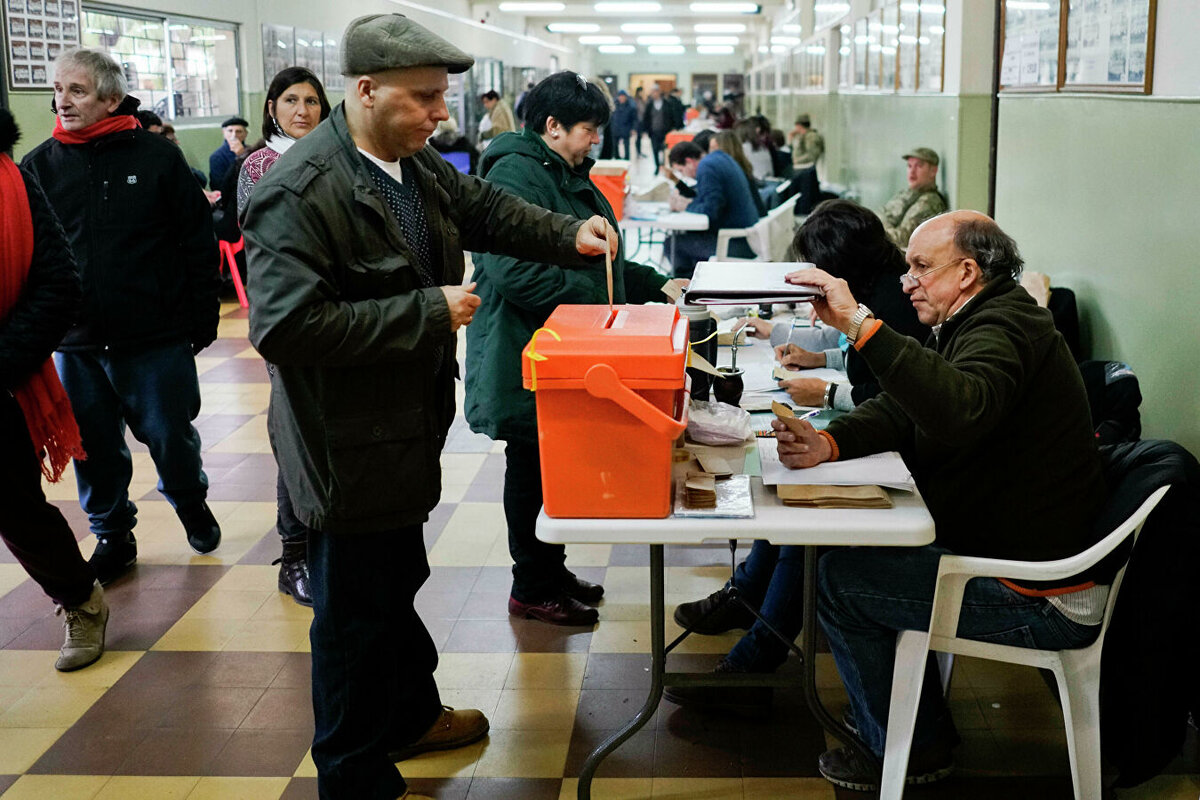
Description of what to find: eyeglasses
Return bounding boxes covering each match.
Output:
[899,256,967,290]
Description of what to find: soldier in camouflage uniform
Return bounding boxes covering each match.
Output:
[881,147,947,249]
[790,113,825,169]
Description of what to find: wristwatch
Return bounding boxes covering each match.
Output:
[846,303,874,345]
[823,382,838,409]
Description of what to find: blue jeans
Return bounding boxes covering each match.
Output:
[55,341,208,537]
[309,524,442,799]
[724,540,807,672]
[817,545,1100,756]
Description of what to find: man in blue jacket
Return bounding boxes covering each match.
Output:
[664,140,759,278]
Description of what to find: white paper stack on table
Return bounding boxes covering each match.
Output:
[684,262,824,306]
[756,445,915,492]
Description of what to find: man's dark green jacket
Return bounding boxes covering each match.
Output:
[828,277,1107,568]
[465,127,669,443]
[244,105,588,534]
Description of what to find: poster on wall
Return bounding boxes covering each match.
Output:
[1065,0,1154,90]
[3,0,80,90]
[1001,0,1060,88]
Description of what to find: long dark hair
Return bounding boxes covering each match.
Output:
[792,200,907,296]
[262,66,331,141]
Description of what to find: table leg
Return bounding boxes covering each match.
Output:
[577,544,665,800]
[801,545,881,774]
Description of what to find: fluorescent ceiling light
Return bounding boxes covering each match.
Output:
[594,1,662,12]
[579,35,623,43]
[930,25,945,34]
[598,44,637,53]
[1005,0,1050,8]
[547,22,600,32]
[779,23,802,33]
[694,23,745,32]
[697,45,734,54]
[621,22,672,32]
[638,35,681,44]
[805,44,825,54]
[689,2,759,13]
[814,2,850,13]
[499,1,565,10]
[648,44,686,53]
[757,45,768,53]
[770,44,787,52]
[696,35,738,44]
[771,35,800,45]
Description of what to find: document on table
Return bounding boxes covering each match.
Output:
[757,442,916,492]
[743,366,846,393]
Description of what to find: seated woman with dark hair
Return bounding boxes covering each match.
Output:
[664,200,930,711]
[738,199,927,409]
[465,72,684,627]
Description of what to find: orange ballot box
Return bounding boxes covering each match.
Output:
[664,131,695,149]
[522,304,690,519]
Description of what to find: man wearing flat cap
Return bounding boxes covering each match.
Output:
[880,146,948,249]
[208,115,248,189]
[790,113,824,171]
[243,12,619,800]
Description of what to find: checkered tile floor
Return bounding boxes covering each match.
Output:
[1,302,1195,800]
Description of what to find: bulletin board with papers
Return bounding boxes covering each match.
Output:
[3,0,81,90]
[1000,0,1156,94]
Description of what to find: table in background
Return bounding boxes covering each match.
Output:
[620,201,708,271]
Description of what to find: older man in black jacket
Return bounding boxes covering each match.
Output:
[22,48,222,584]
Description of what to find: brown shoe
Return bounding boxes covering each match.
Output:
[509,593,599,626]
[388,706,489,762]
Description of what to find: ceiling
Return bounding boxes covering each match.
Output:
[488,1,798,57]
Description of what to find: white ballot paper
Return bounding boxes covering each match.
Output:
[757,442,916,492]
[684,262,824,305]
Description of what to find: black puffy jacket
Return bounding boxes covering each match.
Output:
[0,110,81,391]
[20,107,219,352]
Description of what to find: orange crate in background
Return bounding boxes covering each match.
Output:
[590,159,629,220]
[522,304,689,518]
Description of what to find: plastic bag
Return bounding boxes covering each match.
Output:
[687,399,752,445]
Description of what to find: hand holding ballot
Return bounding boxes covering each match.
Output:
[772,416,833,469]
[576,215,621,257]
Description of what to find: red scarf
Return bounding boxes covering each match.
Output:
[51,113,139,144]
[0,154,86,481]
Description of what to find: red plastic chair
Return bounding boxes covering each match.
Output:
[218,236,249,308]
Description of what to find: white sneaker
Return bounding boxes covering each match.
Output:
[55,581,108,672]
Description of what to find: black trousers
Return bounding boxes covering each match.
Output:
[0,392,94,607]
[504,439,568,602]
[309,523,442,799]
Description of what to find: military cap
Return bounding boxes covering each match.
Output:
[902,146,940,166]
[795,113,811,127]
[341,14,474,76]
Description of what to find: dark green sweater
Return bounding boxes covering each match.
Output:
[827,277,1106,562]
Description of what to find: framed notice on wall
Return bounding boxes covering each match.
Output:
[1001,0,1156,94]
[1064,0,1155,92]
[4,0,81,90]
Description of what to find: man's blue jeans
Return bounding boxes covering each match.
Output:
[817,545,1101,756]
[723,540,807,672]
[55,340,208,537]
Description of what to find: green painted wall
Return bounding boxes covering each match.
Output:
[995,95,1200,455]
[8,91,53,162]
[758,92,991,215]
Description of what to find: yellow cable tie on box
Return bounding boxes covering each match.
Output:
[525,327,561,392]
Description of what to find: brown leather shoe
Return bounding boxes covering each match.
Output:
[562,573,604,604]
[508,593,599,626]
[388,706,489,762]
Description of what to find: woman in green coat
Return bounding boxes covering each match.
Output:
[466,72,681,626]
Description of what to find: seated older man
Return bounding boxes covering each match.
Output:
[880,147,947,249]
[774,210,1107,791]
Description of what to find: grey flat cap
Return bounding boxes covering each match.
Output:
[341,14,474,76]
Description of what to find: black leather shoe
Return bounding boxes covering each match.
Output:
[663,658,772,716]
[562,573,604,604]
[178,501,221,554]
[89,532,137,585]
[673,586,756,635]
[508,593,599,626]
[273,542,312,607]
[818,741,954,792]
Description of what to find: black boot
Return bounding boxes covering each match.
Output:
[273,541,312,607]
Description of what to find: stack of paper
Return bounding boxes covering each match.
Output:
[757,442,917,492]
[684,262,824,305]
[777,484,893,509]
[683,473,717,509]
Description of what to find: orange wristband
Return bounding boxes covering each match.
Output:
[816,429,839,462]
[853,318,881,350]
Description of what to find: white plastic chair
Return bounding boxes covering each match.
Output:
[879,485,1171,800]
[714,194,799,262]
